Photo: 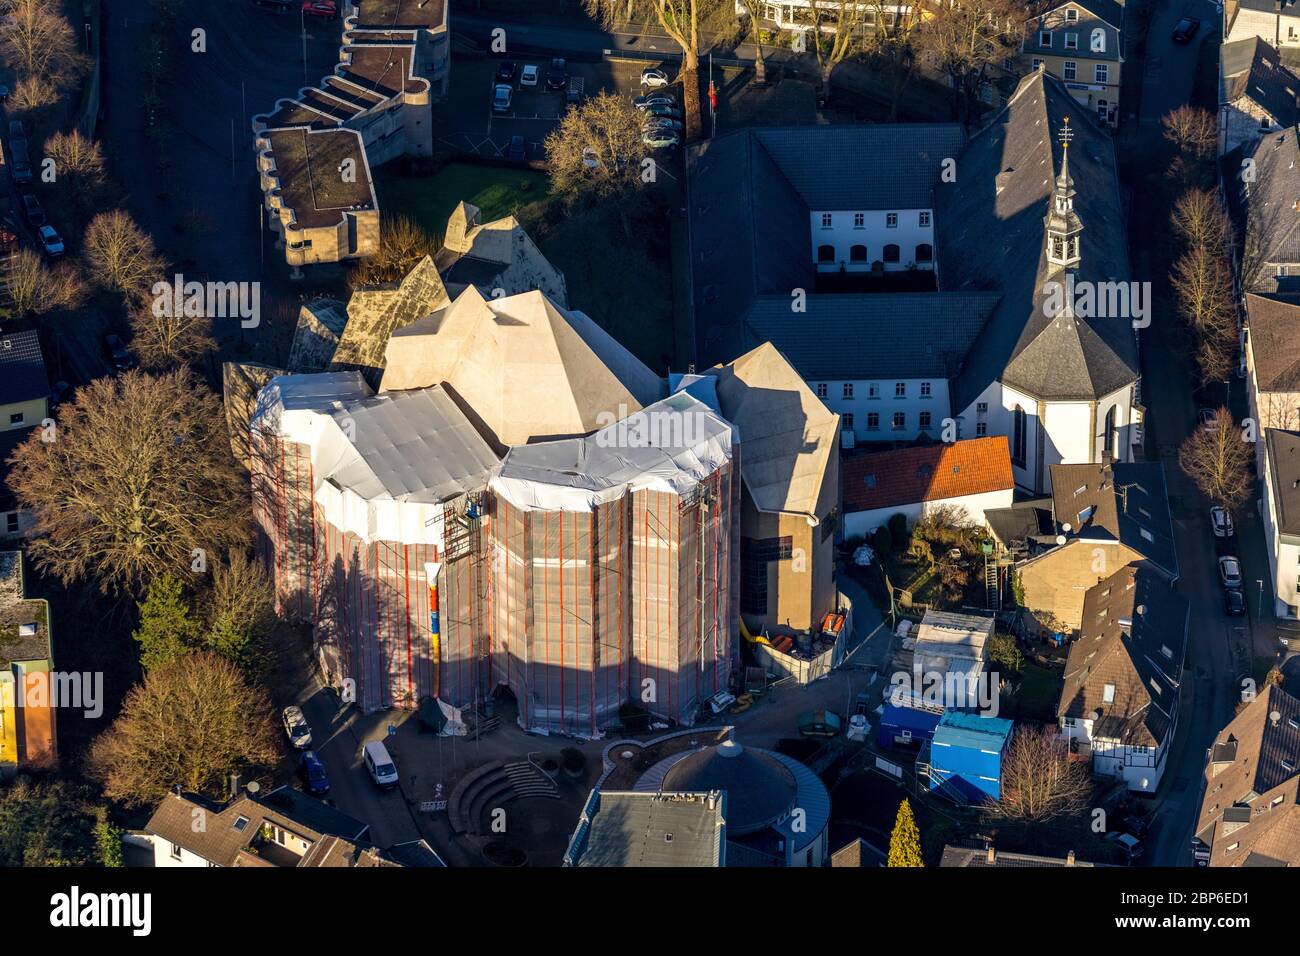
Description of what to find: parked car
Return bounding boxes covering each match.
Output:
[19,193,45,227]
[8,139,32,185]
[506,135,527,162]
[37,225,64,257]
[492,84,513,113]
[1210,505,1234,538]
[495,61,516,84]
[281,705,313,749]
[640,67,670,88]
[301,0,338,17]
[566,76,585,104]
[1172,17,1201,43]
[642,129,679,149]
[644,116,683,132]
[363,739,399,789]
[299,750,330,795]
[1106,830,1144,863]
[644,103,682,120]
[1219,555,1243,589]
[634,93,675,110]
[103,333,136,372]
[706,691,737,716]
[797,709,842,738]
[1224,586,1247,616]
[1119,813,1149,839]
[1198,407,1216,430]
[520,64,539,87]
[546,57,568,91]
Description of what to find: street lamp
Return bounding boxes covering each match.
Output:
[1257,579,1265,619]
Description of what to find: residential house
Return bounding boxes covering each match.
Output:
[141,786,442,867]
[1057,565,1189,792]
[1193,683,1300,866]
[924,710,1014,802]
[1022,0,1126,126]
[563,790,727,867]
[687,71,1142,497]
[1017,460,1177,634]
[0,329,48,540]
[1226,0,1300,50]
[703,342,841,637]
[1230,128,1300,294]
[1243,294,1300,432]
[1260,428,1300,619]
[940,844,1101,866]
[252,0,450,268]
[841,435,1015,537]
[1219,37,1300,155]
[0,551,55,774]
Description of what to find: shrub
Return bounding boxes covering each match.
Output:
[560,747,586,773]
[872,526,893,555]
[888,513,908,543]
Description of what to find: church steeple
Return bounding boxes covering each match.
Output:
[1046,118,1083,270]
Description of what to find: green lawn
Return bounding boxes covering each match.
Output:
[1002,660,1063,722]
[374,162,553,237]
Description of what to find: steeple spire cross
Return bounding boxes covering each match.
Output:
[1058,117,1074,150]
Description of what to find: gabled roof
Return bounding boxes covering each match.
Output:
[1022,0,1125,61]
[1242,129,1300,271]
[1221,37,1300,128]
[1057,566,1188,747]
[1195,684,1300,867]
[940,843,1101,867]
[842,436,1014,514]
[0,329,47,407]
[1050,461,1179,578]
[1266,428,1300,535]
[1245,294,1300,391]
[704,342,839,518]
[379,287,664,449]
[742,292,1001,382]
[939,71,1137,408]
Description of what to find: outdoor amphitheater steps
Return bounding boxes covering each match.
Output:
[449,759,560,835]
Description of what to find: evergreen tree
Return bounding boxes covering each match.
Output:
[887,799,924,867]
[133,573,199,671]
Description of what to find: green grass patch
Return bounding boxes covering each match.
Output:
[374,162,553,237]
[1001,660,1062,722]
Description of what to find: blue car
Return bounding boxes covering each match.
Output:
[299,750,330,796]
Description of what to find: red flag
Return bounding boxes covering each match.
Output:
[708,81,717,111]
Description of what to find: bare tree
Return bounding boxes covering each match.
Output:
[348,215,439,289]
[44,130,108,225]
[916,0,1021,125]
[807,0,872,90]
[545,91,650,207]
[6,369,250,594]
[1170,243,1237,385]
[737,2,767,83]
[584,0,733,142]
[990,725,1092,823]
[83,210,166,302]
[1162,105,1217,184]
[128,298,216,371]
[868,1,922,121]
[8,73,58,112]
[0,0,87,94]
[202,549,280,676]
[88,652,279,807]
[1179,408,1254,512]
[3,249,86,317]
[1170,188,1228,256]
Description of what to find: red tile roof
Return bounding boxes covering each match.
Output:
[842,436,1014,513]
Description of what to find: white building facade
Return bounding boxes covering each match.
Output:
[812,208,936,273]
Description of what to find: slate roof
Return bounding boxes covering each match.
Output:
[842,436,1014,513]
[0,330,48,407]
[984,497,1056,546]
[1221,37,1300,128]
[1050,460,1179,578]
[1057,566,1189,747]
[1195,684,1300,867]
[1266,429,1300,536]
[940,844,1100,867]
[1245,294,1300,391]
[1242,129,1300,273]
[742,292,1001,381]
[1022,0,1125,62]
[938,71,1137,409]
[569,791,726,867]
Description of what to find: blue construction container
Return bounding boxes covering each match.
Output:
[876,703,942,750]
[929,711,1014,802]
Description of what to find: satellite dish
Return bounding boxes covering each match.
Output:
[1087,710,1100,722]
[1062,522,1073,533]
[245,781,261,795]
[1056,535,1067,546]
[1270,710,1283,725]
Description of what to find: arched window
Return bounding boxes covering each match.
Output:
[850,244,868,262]
[1012,405,1027,467]
[883,243,901,263]
[817,244,836,263]
[1103,404,1123,460]
[915,243,933,263]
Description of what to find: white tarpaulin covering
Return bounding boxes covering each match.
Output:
[490,392,734,512]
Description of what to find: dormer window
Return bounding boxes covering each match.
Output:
[1065,7,1078,20]
[1065,32,1078,49]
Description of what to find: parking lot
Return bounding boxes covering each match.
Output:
[436,54,683,162]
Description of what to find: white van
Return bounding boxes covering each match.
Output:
[363,740,399,789]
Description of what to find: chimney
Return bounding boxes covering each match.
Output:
[986,844,996,865]
[1066,850,1076,867]
[229,772,241,800]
